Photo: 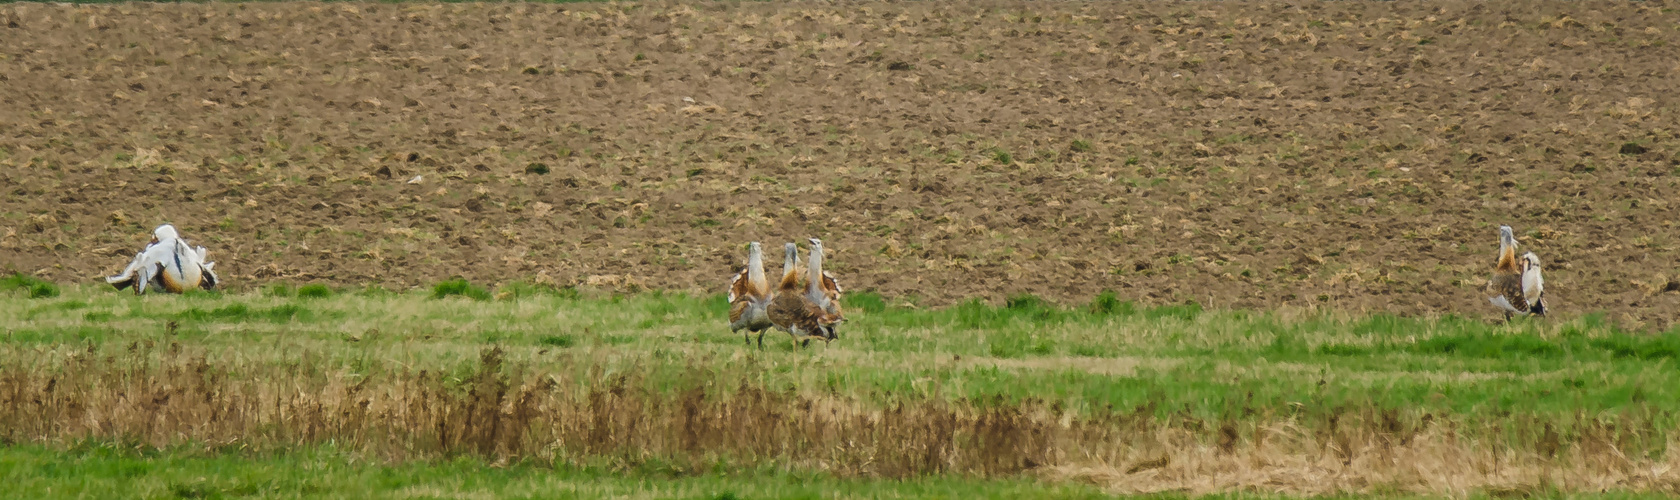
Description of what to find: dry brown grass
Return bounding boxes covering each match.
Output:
[3,343,1678,496]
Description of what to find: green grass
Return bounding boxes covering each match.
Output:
[5,285,1677,419]
[296,284,333,298]
[0,444,1110,499]
[5,284,1680,496]
[430,278,491,301]
[2,273,59,299]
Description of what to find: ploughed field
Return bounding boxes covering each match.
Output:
[1,1,1679,328]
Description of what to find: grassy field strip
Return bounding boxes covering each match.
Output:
[0,445,1117,500]
[10,284,1676,416]
[5,280,1680,496]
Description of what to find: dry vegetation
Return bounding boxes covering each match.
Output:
[6,340,1680,496]
[3,285,1680,496]
[1,1,1679,329]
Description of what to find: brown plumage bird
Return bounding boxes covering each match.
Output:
[728,242,774,348]
[767,242,835,348]
[1487,225,1547,321]
[803,238,844,340]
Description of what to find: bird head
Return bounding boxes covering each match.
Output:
[1499,225,1517,248]
[153,224,180,243]
[1520,252,1542,271]
[783,242,798,267]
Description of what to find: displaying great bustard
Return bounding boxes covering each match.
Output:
[1487,225,1547,321]
[106,224,220,294]
[803,238,844,340]
[767,242,838,348]
[728,242,775,349]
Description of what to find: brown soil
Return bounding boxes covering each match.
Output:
[2,1,1678,327]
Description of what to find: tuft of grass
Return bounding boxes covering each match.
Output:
[180,289,222,299]
[990,148,1013,165]
[1088,290,1133,316]
[174,303,311,323]
[296,284,334,299]
[842,291,887,314]
[356,285,394,297]
[1144,301,1202,321]
[2,274,59,299]
[263,283,294,298]
[1069,139,1093,153]
[525,162,550,175]
[497,280,579,300]
[538,334,576,348]
[432,279,491,301]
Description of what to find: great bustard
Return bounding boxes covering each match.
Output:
[1487,225,1547,321]
[767,242,837,348]
[106,224,220,294]
[803,238,844,340]
[728,242,775,348]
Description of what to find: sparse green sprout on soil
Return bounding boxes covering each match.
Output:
[1069,139,1093,153]
[990,148,1012,164]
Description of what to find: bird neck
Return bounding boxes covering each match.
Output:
[779,251,800,291]
[806,248,823,295]
[746,249,767,291]
[1496,246,1519,273]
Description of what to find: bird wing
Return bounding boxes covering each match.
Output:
[200,262,219,290]
[131,243,180,294]
[136,262,164,295]
[727,267,750,303]
[1487,273,1528,313]
[1488,295,1522,314]
[818,272,844,318]
[729,298,748,325]
[106,249,149,289]
[767,292,823,336]
[1522,266,1544,305]
[1488,271,1529,314]
[821,271,842,296]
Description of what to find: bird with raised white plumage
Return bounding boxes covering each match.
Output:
[1487,225,1547,322]
[728,241,775,349]
[106,224,220,294]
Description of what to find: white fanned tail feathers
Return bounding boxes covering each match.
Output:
[106,224,219,294]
